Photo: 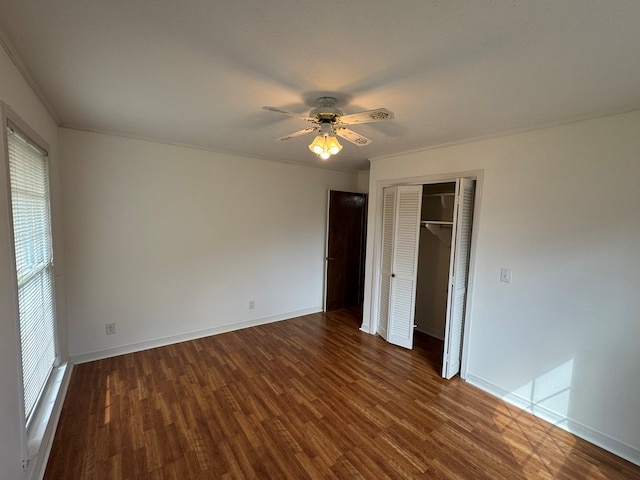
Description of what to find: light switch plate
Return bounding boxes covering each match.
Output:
[500,268,512,283]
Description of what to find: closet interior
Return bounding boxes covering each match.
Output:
[414,182,456,346]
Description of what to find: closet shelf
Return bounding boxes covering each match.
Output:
[421,220,453,227]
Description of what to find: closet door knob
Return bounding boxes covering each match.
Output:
[391,273,396,277]
[326,257,335,261]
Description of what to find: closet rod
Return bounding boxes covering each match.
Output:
[422,192,455,197]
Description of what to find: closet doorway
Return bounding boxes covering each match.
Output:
[376,178,476,379]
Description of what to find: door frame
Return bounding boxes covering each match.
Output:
[323,190,331,312]
[364,169,484,379]
[323,189,367,312]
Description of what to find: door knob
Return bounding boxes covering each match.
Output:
[326,257,335,261]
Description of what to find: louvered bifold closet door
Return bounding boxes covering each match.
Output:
[386,185,422,349]
[377,187,397,340]
[442,178,475,379]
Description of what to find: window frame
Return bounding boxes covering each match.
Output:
[0,102,60,468]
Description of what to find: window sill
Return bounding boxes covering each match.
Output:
[25,362,71,470]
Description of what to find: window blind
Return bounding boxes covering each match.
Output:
[7,127,57,421]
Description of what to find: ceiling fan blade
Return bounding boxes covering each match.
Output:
[263,106,315,122]
[276,127,318,142]
[335,127,372,146]
[339,108,394,125]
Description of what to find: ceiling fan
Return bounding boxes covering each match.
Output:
[263,96,394,160]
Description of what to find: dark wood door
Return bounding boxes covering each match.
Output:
[326,191,367,311]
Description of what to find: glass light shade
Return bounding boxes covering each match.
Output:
[308,132,342,160]
[309,135,325,154]
[326,136,342,155]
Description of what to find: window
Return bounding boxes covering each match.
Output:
[6,124,57,422]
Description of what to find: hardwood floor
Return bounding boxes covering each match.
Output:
[46,309,640,479]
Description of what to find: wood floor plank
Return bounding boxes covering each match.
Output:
[45,309,640,479]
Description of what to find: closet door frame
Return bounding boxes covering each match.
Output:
[366,170,483,380]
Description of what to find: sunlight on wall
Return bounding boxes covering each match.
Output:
[492,360,578,479]
[492,400,577,478]
[510,359,575,422]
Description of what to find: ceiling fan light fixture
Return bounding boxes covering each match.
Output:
[265,96,392,161]
[308,134,342,160]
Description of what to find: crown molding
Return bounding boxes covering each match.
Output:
[0,27,60,125]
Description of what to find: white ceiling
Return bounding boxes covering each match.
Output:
[1,1,640,171]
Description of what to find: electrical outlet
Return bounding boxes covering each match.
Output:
[105,322,116,335]
[500,268,512,284]
[248,300,255,310]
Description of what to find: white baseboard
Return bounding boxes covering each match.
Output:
[70,307,322,364]
[360,324,374,334]
[466,373,640,467]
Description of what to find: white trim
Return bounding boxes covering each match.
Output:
[60,125,359,173]
[28,363,72,480]
[70,307,322,364]
[466,373,640,467]
[323,189,331,312]
[368,108,640,165]
[0,30,60,125]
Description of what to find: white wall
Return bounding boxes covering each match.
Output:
[0,43,65,479]
[414,230,451,339]
[356,169,370,193]
[363,111,640,464]
[59,128,357,359]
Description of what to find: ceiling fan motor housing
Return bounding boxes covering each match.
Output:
[318,122,334,136]
[309,97,343,121]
